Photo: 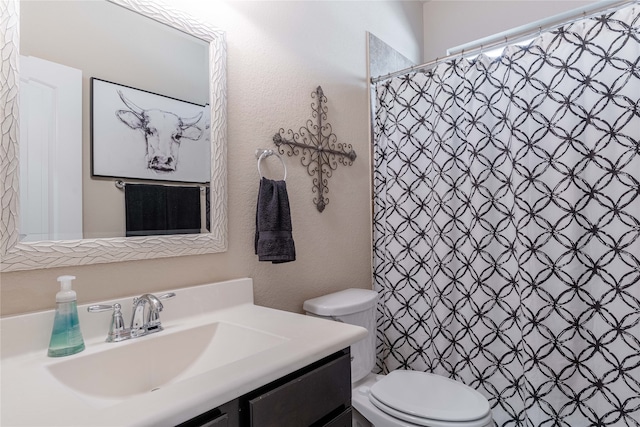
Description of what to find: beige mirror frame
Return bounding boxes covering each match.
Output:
[0,0,227,272]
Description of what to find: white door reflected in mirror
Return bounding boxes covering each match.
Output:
[19,55,83,242]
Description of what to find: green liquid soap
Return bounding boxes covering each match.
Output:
[48,301,85,357]
[47,275,85,357]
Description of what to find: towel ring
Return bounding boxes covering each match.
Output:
[257,149,287,181]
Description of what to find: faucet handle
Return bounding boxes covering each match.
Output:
[158,292,176,300]
[131,292,176,305]
[88,303,130,342]
[87,304,116,313]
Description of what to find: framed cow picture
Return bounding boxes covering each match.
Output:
[91,78,210,183]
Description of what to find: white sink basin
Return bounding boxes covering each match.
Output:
[1,279,368,426]
[46,321,287,407]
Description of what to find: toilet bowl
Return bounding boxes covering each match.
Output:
[352,372,492,427]
[304,289,493,427]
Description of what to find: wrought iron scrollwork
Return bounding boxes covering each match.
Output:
[273,86,356,212]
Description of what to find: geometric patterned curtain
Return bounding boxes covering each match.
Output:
[372,5,640,426]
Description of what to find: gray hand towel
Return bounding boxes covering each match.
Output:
[255,178,296,263]
[125,184,201,237]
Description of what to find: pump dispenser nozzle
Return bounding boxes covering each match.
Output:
[56,275,77,302]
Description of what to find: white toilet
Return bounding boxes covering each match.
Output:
[304,289,492,427]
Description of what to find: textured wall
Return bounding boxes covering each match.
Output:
[423,0,596,62]
[0,1,423,316]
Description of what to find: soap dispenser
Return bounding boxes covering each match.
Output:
[48,275,85,357]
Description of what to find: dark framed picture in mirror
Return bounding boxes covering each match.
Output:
[90,78,211,184]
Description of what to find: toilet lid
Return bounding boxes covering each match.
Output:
[369,370,491,423]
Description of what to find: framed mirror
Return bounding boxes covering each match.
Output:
[0,0,227,272]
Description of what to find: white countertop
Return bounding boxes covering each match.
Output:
[0,278,368,426]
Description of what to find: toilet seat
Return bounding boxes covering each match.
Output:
[368,370,491,427]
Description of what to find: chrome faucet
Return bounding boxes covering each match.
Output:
[130,293,165,337]
[88,292,175,342]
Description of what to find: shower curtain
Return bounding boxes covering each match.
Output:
[372,5,639,427]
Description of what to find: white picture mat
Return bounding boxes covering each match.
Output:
[91,78,210,183]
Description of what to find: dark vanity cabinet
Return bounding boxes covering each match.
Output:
[177,400,240,427]
[244,348,352,426]
[178,348,352,427]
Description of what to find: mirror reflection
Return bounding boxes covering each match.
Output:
[19,0,209,241]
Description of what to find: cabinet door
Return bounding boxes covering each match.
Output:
[322,408,352,427]
[247,351,351,427]
[198,414,228,427]
[176,399,239,427]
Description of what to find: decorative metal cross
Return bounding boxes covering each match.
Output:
[273,86,356,212]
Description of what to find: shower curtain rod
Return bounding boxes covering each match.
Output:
[371,0,636,84]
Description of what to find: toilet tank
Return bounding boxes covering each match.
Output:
[303,289,378,383]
